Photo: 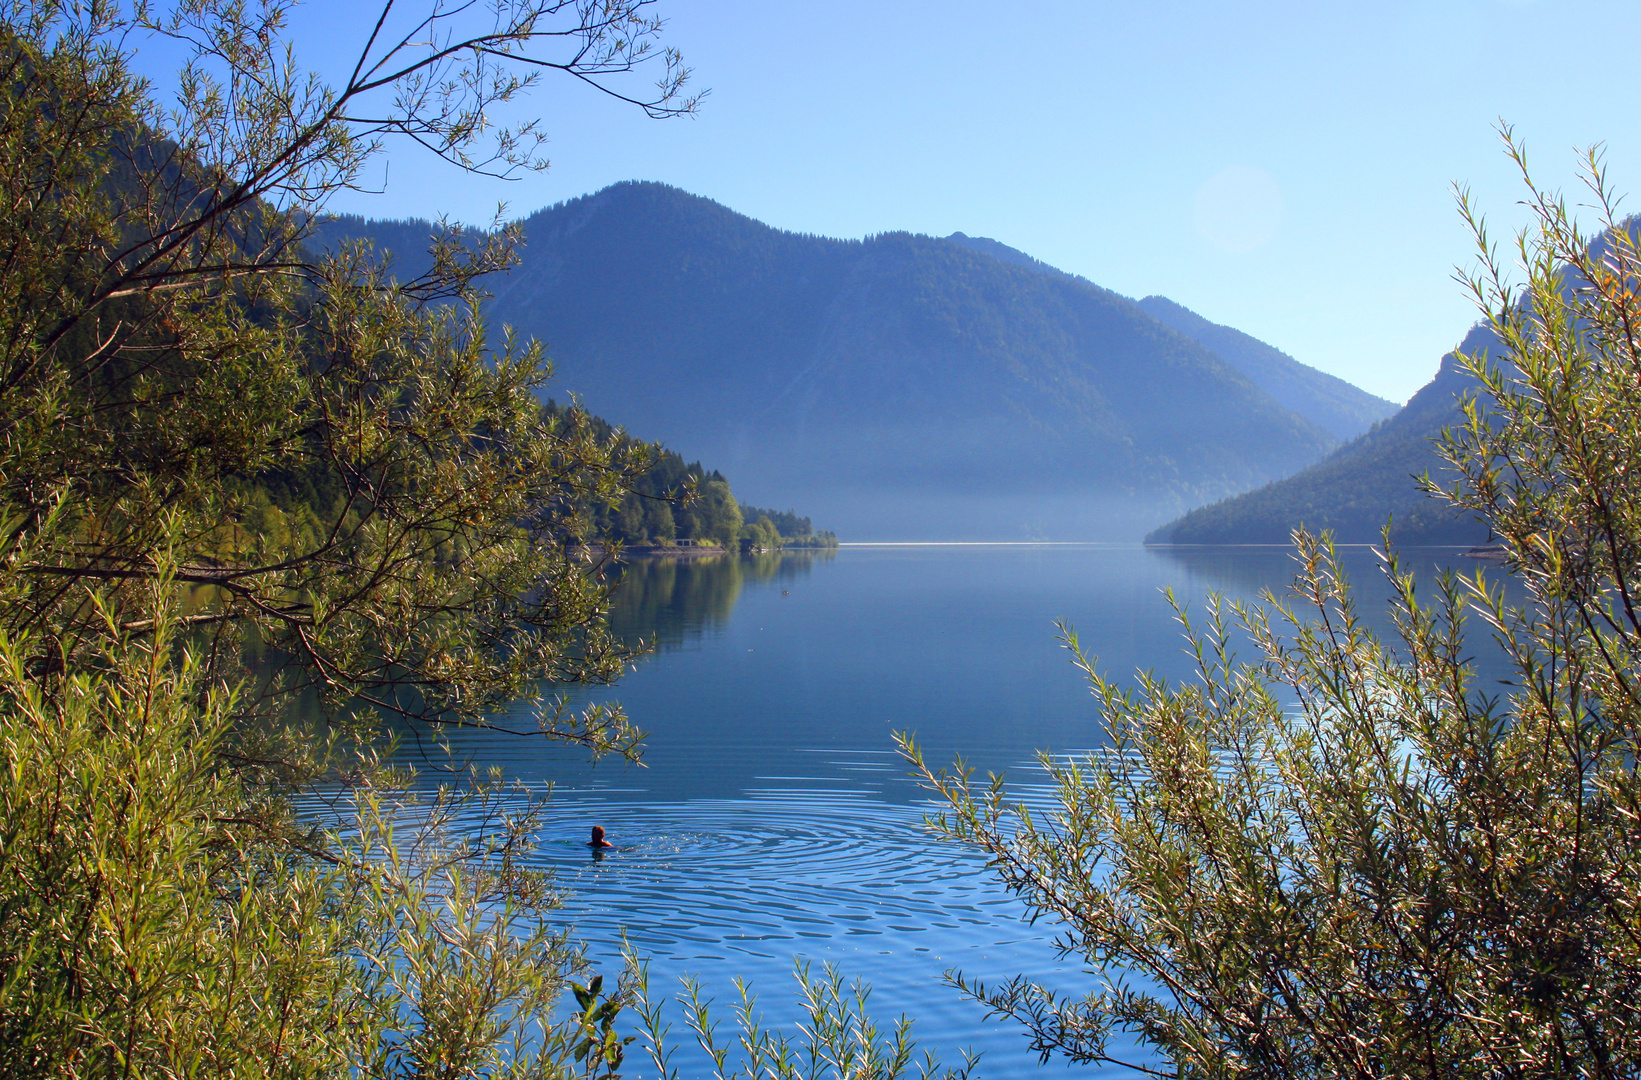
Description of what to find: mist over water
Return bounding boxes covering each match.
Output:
[409,543,1498,1077]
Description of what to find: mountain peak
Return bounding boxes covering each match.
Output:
[942,232,1052,272]
[324,186,1353,539]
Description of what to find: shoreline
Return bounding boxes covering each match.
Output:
[580,543,838,560]
[617,544,731,558]
[578,544,729,560]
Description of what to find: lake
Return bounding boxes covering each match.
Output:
[413,542,1492,1078]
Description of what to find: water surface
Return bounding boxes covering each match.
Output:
[420,543,1491,1077]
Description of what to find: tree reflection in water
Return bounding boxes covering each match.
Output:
[605,550,836,650]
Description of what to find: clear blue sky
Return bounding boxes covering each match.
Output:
[157,0,1641,404]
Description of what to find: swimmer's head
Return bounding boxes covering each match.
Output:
[591,825,607,844]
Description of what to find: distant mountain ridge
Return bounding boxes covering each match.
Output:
[316,182,1387,539]
[941,235,1398,441]
[1135,296,1398,442]
[1146,322,1498,545]
[1145,221,1641,547]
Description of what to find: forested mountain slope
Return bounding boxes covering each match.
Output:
[941,233,1394,441]
[1134,296,1399,441]
[1146,322,1498,545]
[317,182,1343,539]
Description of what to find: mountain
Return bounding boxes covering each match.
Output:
[1134,296,1399,441]
[942,235,1396,441]
[1145,221,1641,547]
[316,182,1346,540]
[1145,322,1499,546]
[943,231,1079,279]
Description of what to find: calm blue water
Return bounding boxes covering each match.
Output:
[412,543,1493,1078]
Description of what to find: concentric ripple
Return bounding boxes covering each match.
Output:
[508,785,1073,1074]
[538,794,1026,954]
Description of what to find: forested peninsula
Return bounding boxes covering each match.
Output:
[542,401,837,551]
